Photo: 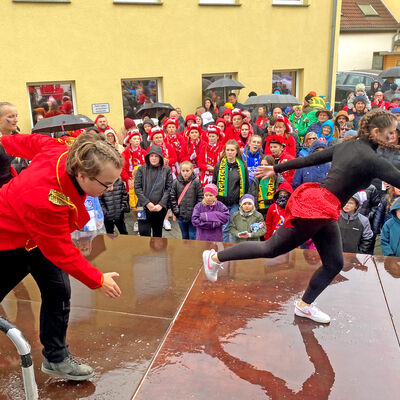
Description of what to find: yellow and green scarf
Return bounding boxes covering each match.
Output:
[258,177,275,209]
[217,157,245,198]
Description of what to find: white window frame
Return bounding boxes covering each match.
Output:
[199,0,237,5]
[13,0,70,3]
[114,0,162,4]
[26,81,77,127]
[272,0,304,5]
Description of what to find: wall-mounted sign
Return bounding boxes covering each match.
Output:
[92,103,110,114]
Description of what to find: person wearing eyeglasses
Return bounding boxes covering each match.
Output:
[298,132,318,157]
[0,131,122,381]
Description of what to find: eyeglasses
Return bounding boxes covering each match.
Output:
[308,137,317,141]
[93,177,117,190]
[340,127,350,131]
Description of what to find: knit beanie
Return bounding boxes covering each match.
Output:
[240,194,255,206]
[344,129,357,138]
[354,96,366,105]
[124,118,136,130]
[143,119,154,128]
[355,83,366,92]
[204,183,217,196]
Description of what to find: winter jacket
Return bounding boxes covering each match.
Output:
[288,112,309,146]
[372,194,400,234]
[292,140,330,190]
[198,142,223,187]
[338,194,373,254]
[377,147,400,170]
[146,142,177,171]
[347,93,371,110]
[121,145,146,190]
[381,199,400,256]
[357,184,380,223]
[298,147,311,157]
[264,134,296,158]
[170,173,203,223]
[273,151,295,185]
[306,121,322,134]
[242,144,263,184]
[0,142,15,188]
[347,110,364,130]
[212,158,249,207]
[230,209,266,242]
[191,200,230,241]
[317,120,338,147]
[134,145,173,210]
[99,179,129,221]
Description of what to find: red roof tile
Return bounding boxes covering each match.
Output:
[341,0,400,31]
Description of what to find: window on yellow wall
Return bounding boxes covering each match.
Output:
[199,0,237,4]
[202,73,235,108]
[13,0,70,3]
[272,71,297,96]
[272,0,305,5]
[27,82,76,127]
[121,78,161,119]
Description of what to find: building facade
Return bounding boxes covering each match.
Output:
[2,0,341,132]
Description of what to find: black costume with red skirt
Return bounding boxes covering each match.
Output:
[218,137,400,304]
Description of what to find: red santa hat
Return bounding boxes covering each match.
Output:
[273,114,292,133]
[268,135,285,146]
[94,114,105,124]
[222,108,232,117]
[187,123,201,135]
[148,126,165,141]
[206,125,222,138]
[124,129,142,146]
[163,117,179,130]
[231,108,245,119]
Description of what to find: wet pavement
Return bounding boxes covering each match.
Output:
[0,237,399,399]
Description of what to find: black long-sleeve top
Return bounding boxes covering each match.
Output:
[274,137,400,206]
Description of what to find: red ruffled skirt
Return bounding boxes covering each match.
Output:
[284,182,341,228]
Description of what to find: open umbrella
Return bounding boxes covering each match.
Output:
[32,114,94,133]
[136,102,174,117]
[379,67,400,79]
[244,94,301,107]
[205,78,245,91]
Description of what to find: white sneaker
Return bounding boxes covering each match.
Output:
[134,222,138,232]
[294,300,330,324]
[202,249,222,282]
[163,219,172,231]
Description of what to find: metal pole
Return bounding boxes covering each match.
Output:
[0,317,38,400]
[328,0,339,107]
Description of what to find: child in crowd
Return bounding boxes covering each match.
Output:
[237,122,252,152]
[121,129,147,231]
[249,155,285,221]
[147,126,177,171]
[289,105,309,148]
[372,184,400,234]
[180,124,204,176]
[99,178,130,235]
[317,120,338,147]
[192,183,230,242]
[264,115,296,157]
[171,161,204,240]
[164,117,184,177]
[242,134,264,184]
[347,83,371,112]
[338,193,373,254]
[381,198,400,256]
[198,125,223,187]
[215,118,227,143]
[264,182,293,240]
[229,194,266,242]
[268,135,295,185]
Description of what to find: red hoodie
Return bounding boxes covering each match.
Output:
[121,145,146,190]
[265,134,296,158]
[198,141,223,186]
[264,182,293,240]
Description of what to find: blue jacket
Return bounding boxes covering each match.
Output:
[292,140,331,190]
[242,144,263,184]
[381,199,400,256]
[317,120,338,147]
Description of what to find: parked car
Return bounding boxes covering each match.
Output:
[335,70,383,111]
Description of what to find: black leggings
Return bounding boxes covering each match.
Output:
[217,219,344,304]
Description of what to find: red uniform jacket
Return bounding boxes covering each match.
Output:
[276,151,295,185]
[146,142,177,169]
[198,142,223,186]
[265,134,296,158]
[179,138,205,169]
[121,146,146,190]
[0,134,104,289]
[264,203,286,240]
[165,133,184,162]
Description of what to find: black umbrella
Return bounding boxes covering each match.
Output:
[205,78,245,91]
[244,94,301,107]
[136,102,174,117]
[379,67,400,79]
[32,114,94,133]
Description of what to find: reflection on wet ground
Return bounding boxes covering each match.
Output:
[0,237,399,399]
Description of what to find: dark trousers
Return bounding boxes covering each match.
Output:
[177,220,197,240]
[0,247,70,362]
[218,219,344,304]
[104,215,128,235]
[138,208,167,237]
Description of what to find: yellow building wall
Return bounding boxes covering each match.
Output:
[383,0,400,22]
[0,0,341,133]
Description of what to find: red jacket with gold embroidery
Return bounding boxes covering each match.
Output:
[0,134,104,289]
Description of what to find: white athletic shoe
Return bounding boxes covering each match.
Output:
[202,249,222,282]
[163,219,172,231]
[294,300,330,324]
[134,222,139,232]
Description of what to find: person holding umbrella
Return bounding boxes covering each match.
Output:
[0,131,122,380]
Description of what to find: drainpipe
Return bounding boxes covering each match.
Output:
[328,0,339,107]
[392,29,399,51]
